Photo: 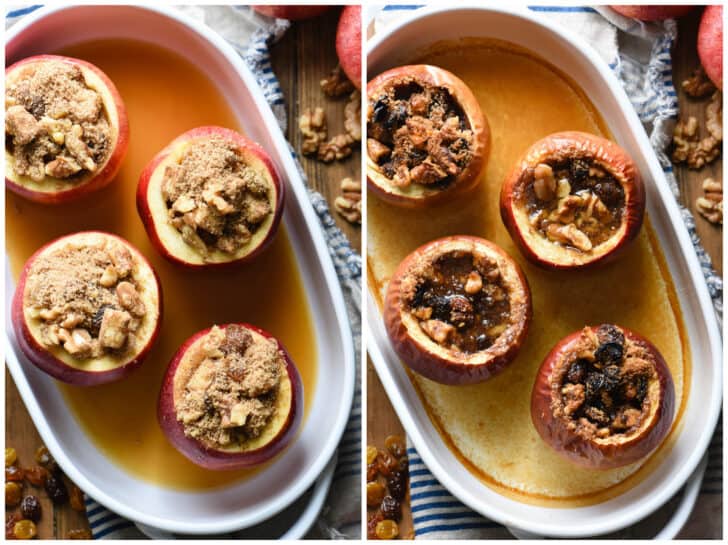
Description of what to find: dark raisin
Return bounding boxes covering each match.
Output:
[388,471,407,501]
[475,334,490,351]
[594,180,624,208]
[44,473,68,505]
[595,342,624,365]
[372,98,389,123]
[427,295,451,322]
[570,159,590,182]
[585,372,605,400]
[449,295,473,327]
[20,496,41,522]
[91,306,110,335]
[385,103,407,130]
[566,360,586,383]
[596,324,624,346]
[380,495,402,521]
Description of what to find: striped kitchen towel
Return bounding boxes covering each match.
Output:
[6,4,361,539]
[373,4,723,540]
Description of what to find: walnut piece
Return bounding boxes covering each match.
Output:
[317,133,355,162]
[420,319,455,344]
[672,91,722,169]
[334,177,361,225]
[546,223,593,252]
[299,107,327,155]
[320,65,354,98]
[695,177,723,225]
[344,91,361,142]
[682,68,716,98]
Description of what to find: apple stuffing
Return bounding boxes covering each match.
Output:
[137,127,284,267]
[12,232,162,386]
[367,65,489,207]
[5,55,128,203]
[384,236,531,385]
[159,324,303,470]
[531,324,675,469]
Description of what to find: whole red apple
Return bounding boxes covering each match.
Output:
[698,5,723,89]
[336,5,362,89]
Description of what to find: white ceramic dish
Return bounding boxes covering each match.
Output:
[5,5,355,535]
[366,4,722,538]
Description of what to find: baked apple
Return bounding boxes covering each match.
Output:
[698,5,722,90]
[5,55,129,204]
[336,5,362,90]
[531,324,675,469]
[158,323,303,470]
[137,126,284,268]
[609,5,694,21]
[366,65,490,207]
[252,5,331,20]
[384,236,531,385]
[11,231,162,386]
[500,131,645,270]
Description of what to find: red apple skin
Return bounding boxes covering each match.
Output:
[136,126,284,269]
[531,326,675,469]
[698,5,723,89]
[252,5,331,20]
[5,55,129,204]
[11,232,163,386]
[610,5,695,21]
[336,5,362,89]
[384,236,532,385]
[158,324,303,470]
[500,131,645,270]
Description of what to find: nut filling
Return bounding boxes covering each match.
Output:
[405,252,511,353]
[5,61,111,182]
[552,325,655,440]
[176,326,283,449]
[24,239,146,359]
[162,137,273,258]
[521,159,625,252]
[367,79,474,189]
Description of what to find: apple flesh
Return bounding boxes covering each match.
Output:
[252,5,331,20]
[336,5,362,89]
[158,323,303,470]
[137,126,284,268]
[609,5,695,21]
[698,5,723,89]
[5,55,129,204]
[11,231,162,386]
[531,325,675,469]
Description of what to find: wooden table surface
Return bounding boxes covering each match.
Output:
[366,8,722,540]
[4,8,359,539]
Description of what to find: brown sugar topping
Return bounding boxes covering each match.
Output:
[367,78,474,189]
[551,325,656,440]
[176,325,283,449]
[521,159,625,252]
[5,60,111,182]
[24,238,146,359]
[404,251,511,354]
[162,137,273,258]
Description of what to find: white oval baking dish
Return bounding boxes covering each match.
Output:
[5,4,355,535]
[366,4,722,538]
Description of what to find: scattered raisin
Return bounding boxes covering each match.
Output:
[372,99,388,124]
[67,529,92,540]
[20,496,41,523]
[375,519,399,540]
[380,495,402,521]
[6,466,24,482]
[397,457,408,473]
[6,514,19,540]
[5,448,17,468]
[6,482,22,508]
[44,473,68,505]
[387,470,407,501]
[566,360,586,383]
[595,342,623,365]
[570,159,590,181]
[69,486,85,512]
[34,447,53,469]
[384,435,406,459]
[376,450,398,477]
[367,511,384,540]
[366,445,378,465]
[366,463,378,482]
[12,519,36,540]
[366,482,386,507]
[23,467,48,488]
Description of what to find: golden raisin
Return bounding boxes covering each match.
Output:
[67,529,92,540]
[376,450,398,477]
[34,447,52,468]
[5,482,22,508]
[375,519,399,540]
[69,486,85,512]
[5,448,17,467]
[367,445,378,465]
[6,465,24,482]
[384,435,406,459]
[366,481,386,506]
[12,519,37,540]
[367,463,378,481]
[23,467,48,488]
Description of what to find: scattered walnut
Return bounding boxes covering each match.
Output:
[696,177,723,225]
[317,133,355,162]
[672,91,722,169]
[320,65,355,98]
[344,91,361,141]
[334,177,361,225]
[299,107,327,155]
[706,91,722,141]
[682,67,716,98]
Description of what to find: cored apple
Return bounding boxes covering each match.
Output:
[367,65,490,207]
[531,324,675,469]
[609,5,695,21]
[384,236,532,385]
[5,55,129,204]
[500,131,645,270]
[136,126,284,268]
[698,5,723,89]
[336,5,362,89]
[252,5,331,20]
[158,323,303,470]
[11,231,162,386]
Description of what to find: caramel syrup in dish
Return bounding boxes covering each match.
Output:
[368,39,690,507]
[6,39,318,490]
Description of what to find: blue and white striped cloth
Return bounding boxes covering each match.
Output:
[374,4,723,539]
[6,4,361,539]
